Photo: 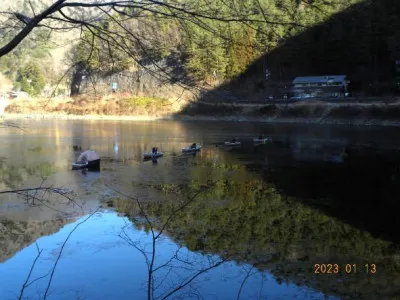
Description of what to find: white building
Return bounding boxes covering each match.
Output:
[291,75,349,98]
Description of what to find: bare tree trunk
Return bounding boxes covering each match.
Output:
[70,62,86,96]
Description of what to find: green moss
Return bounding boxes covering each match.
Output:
[28,146,43,152]
[154,183,183,194]
[122,96,169,109]
[106,197,136,216]
[35,163,57,177]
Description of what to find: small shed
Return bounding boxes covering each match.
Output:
[291,75,349,98]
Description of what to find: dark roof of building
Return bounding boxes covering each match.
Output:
[293,75,347,84]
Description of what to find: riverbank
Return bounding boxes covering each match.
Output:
[175,114,400,126]
[2,112,172,121]
[5,99,400,127]
[3,94,182,118]
[175,100,400,127]
[5,112,400,127]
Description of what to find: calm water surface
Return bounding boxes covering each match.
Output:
[0,119,399,299]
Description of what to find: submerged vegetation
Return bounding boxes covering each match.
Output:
[0,161,58,190]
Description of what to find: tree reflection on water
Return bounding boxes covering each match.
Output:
[115,147,400,300]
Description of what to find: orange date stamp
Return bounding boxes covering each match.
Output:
[313,264,377,274]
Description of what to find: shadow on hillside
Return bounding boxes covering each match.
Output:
[191,0,400,102]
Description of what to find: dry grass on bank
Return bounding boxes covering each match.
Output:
[8,95,400,123]
[175,100,400,121]
[179,102,244,116]
[5,94,181,116]
[253,102,400,120]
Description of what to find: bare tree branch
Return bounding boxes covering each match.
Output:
[0,183,82,214]
[0,0,305,58]
[18,242,43,300]
[236,266,257,300]
[110,179,227,300]
[160,259,225,300]
[0,186,73,196]
[43,206,101,299]
[0,0,68,57]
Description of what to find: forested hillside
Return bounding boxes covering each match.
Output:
[210,0,400,100]
[3,0,398,99]
[70,0,363,93]
[0,26,56,96]
[0,0,74,96]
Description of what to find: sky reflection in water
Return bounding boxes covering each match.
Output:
[0,212,334,300]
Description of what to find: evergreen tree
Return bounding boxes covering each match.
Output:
[16,61,46,96]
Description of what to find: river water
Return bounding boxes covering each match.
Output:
[0,119,399,299]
